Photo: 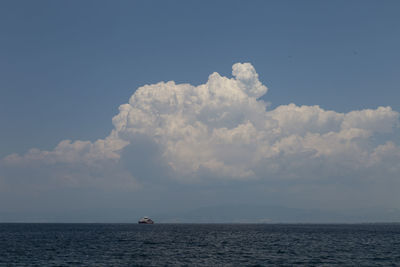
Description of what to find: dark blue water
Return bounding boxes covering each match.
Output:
[1,224,399,266]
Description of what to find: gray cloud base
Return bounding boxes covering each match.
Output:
[1,63,400,221]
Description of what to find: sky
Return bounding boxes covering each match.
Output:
[1,1,400,222]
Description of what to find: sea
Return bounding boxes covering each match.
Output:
[1,223,399,266]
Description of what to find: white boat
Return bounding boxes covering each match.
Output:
[138,216,154,224]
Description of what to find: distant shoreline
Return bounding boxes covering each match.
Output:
[1,222,400,225]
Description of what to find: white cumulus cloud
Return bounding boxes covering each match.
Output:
[2,63,400,186]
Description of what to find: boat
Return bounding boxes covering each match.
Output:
[138,216,154,224]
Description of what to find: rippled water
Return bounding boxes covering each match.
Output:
[1,223,399,266]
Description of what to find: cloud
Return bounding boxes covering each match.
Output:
[2,62,400,180]
[1,62,400,216]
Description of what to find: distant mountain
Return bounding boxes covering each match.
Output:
[2,205,399,223]
[155,204,400,223]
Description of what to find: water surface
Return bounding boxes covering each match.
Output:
[1,223,399,266]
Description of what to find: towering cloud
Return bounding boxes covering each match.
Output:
[1,63,399,211]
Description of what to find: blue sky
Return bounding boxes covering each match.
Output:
[1,0,399,156]
[1,1,400,222]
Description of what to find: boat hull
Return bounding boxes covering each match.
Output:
[138,217,154,224]
[138,221,154,224]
